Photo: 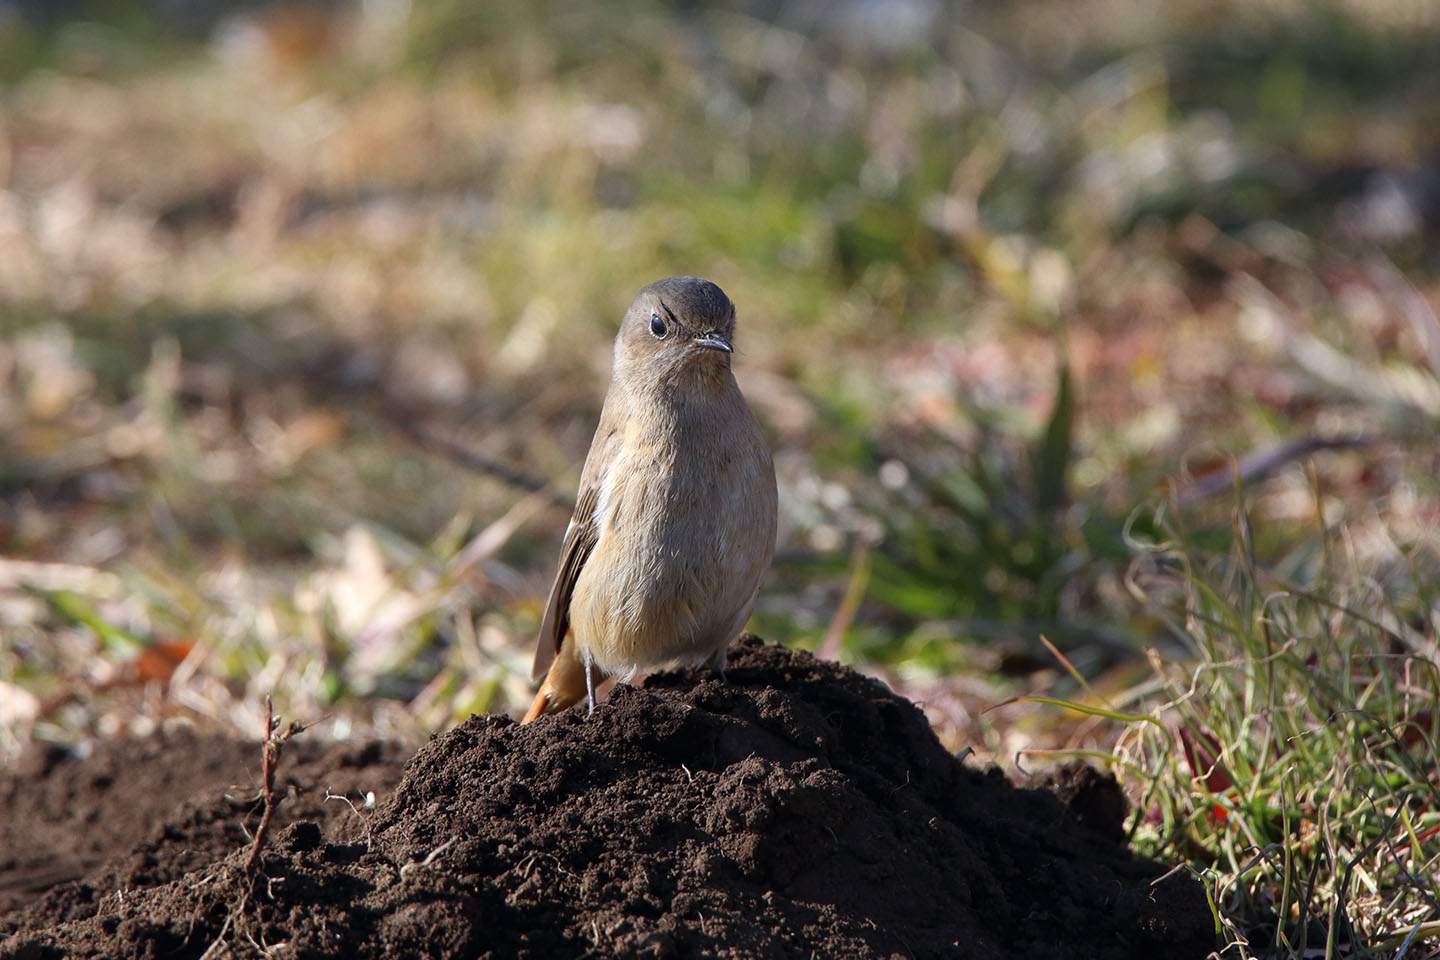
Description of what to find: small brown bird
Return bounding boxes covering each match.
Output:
[522,277,777,722]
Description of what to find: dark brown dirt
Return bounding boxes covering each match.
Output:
[0,637,1212,959]
[0,732,409,933]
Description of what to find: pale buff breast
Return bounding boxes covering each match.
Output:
[567,389,776,676]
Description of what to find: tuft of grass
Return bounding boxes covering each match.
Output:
[1026,491,1440,958]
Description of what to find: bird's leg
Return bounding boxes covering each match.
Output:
[703,645,728,681]
[584,652,598,716]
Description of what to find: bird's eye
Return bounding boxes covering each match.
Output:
[649,312,668,338]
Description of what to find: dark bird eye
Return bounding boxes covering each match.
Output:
[649,312,668,338]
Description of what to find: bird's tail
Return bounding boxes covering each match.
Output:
[521,635,592,723]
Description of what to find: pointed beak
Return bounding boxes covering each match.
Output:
[694,332,733,353]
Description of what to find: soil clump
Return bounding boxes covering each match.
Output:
[0,637,1210,958]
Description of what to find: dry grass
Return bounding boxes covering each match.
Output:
[1,3,1438,953]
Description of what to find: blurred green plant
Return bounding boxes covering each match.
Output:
[870,364,1086,612]
[802,359,1153,674]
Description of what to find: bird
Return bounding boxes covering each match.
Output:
[521,276,777,723]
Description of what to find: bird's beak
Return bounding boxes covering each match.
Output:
[693,332,733,353]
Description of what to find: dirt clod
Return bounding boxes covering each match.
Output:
[0,637,1210,958]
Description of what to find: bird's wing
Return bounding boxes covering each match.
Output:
[530,483,601,680]
[531,402,625,682]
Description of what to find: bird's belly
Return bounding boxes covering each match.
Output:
[568,530,749,675]
[566,451,769,675]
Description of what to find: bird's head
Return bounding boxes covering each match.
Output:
[613,276,737,389]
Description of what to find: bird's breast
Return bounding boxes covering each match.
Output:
[568,394,776,674]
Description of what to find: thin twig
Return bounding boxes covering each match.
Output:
[197,912,234,960]
[817,539,870,661]
[399,838,456,880]
[244,697,308,872]
[324,789,376,852]
[1176,434,1378,504]
[389,416,573,511]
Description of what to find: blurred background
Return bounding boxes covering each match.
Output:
[1,0,1437,756]
[4,2,1440,948]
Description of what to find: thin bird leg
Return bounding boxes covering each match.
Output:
[704,645,728,680]
[584,652,597,716]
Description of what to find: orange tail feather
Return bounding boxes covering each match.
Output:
[521,636,591,723]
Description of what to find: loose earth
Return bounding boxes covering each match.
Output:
[0,636,1210,958]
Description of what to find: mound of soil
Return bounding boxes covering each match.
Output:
[0,637,1211,959]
